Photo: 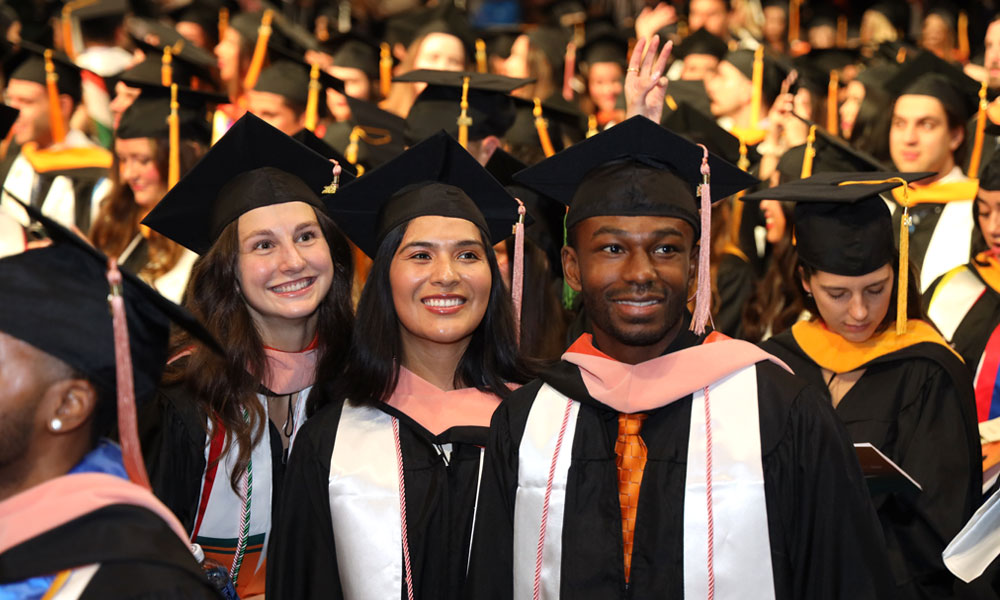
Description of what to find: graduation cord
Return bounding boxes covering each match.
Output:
[283,392,296,438]
[534,397,575,600]
[703,385,716,600]
[392,417,416,600]
[230,408,253,584]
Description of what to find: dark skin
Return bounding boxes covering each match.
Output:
[0,331,98,502]
[562,215,698,365]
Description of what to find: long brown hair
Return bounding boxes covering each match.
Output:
[90,137,204,282]
[165,207,355,492]
[742,201,805,343]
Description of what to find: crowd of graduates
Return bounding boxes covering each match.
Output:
[4,0,1000,598]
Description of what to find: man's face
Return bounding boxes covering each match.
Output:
[563,215,696,362]
[689,0,729,39]
[705,60,751,118]
[985,21,1000,89]
[889,94,961,175]
[680,54,719,81]
[5,79,50,146]
[246,90,304,136]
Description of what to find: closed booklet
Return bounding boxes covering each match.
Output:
[854,442,922,496]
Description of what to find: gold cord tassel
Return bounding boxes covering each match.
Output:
[242,9,273,91]
[750,46,763,129]
[304,63,321,132]
[161,47,173,87]
[801,125,817,178]
[168,84,180,189]
[44,50,66,145]
[218,8,229,43]
[476,38,487,73]
[898,205,910,335]
[586,114,598,138]
[533,98,555,157]
[457,76,472,149]
[827,70,839,136]
[346,126,361,165]
[969,80,989,176]
[380,43,393,98]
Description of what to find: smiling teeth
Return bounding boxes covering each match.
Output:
[424,297,465,307]
[272,279,312,293]
[618,300,657,307]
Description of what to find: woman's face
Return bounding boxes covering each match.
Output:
[390,216,492,351]
[759,199,786,244]
[237,202,334,337]
[214,28,243,84]
[977,188,1000,250]
[802,264,893,343]
[115,137,167,212]
[413,32,466,73]
[587,62,624,114]
[840,80,866,139]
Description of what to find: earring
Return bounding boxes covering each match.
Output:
[50,418,63,431]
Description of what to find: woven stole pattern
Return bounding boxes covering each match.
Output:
[616,412,648,582]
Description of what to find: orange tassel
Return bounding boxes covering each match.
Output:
[476,38,487,74]
[44,50,66,145]
[969,80,989,176]
[168,84,180,189]
[533,98,556,157]
[827,70,839,136]
[749,46,764,129]
[801,125,817,178]
[586,114,598,138]
[161,46,173,87]
[242,9,274,92]
[788,0,800,43]
[836,15,848,47]
[380,43,393,98]
[958,11,970,63]
[218,7,229,43]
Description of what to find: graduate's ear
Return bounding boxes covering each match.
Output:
[562,244,583,293]
[798,266,812,295]
[948,123,964,152]
[44,378,98,435]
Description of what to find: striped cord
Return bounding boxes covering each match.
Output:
[392,417,415,600]
[534,397,574,600]
[703,386,715,600]
[230,409,253,583]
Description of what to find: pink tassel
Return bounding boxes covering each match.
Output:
[690,145,712,335]
[512,199,526,346]
[107,259,151,490]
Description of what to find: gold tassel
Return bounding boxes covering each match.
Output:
[161,47,173,87]
[836,15,848,47]
[168,84,180,189]
[533,98,555,157]
[304,63,321,132]
[749,46,763,129]
[898,204,910,335]
[827,70,839,136]
[665,94,678,111]
[218,8,229,43]
[801,124,817,178]
[958,11,970,63]
[586,114,598,138]
[476,38,487,74]
[346,126,361,165]
[380,43,393,98]
[44,50,66,145]
[242,9,274,92]
[969,80,989,176]
[457,76,473,149]
[788,0,800,43]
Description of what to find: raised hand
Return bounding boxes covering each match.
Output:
[624,35,673,123]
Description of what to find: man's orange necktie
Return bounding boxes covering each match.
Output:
[616,412,648,583]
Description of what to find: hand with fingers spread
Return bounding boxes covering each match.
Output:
[625,35,673,123]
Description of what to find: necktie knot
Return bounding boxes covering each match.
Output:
[618,412,647,438]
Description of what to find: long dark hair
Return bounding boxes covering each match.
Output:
[320,219,532,412]
[502,236,569,363]
[742,201,805,343]
[165,207,354,492]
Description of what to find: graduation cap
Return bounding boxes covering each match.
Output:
[253,59,342,107]
[125,17,217,85]
[675,28,728,61]
[292,128,350,163]
[776,116,884,181]
[7,41,82,101]
[0,196,220,487]
[663,101,761,167]
[323,130,522,258]
[477,24,525,60]
[321,31,380,78]
[885,50,980,120]
[723,48,785,105]
[664,79,713,117]
[979,152,1000,192]
[142,112,355,254]
[397,69,533,146]
[116,84,221,145]
[324,95,407,171]
[507,94,586,156]
[413,3,478,58]
[578,21,628,67]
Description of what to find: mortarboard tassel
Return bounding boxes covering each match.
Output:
[969,80,989,176]
[800,124,817,178]
[242,9,274,92]
[788,0,800,43]
[827,70,839,136]
[161,46,173,87]
[896,47,907,64]
[749,46,764,130]
[690,145,712,335]
[346,126,361,165]
[476,39,488,74]
[323,161,342,194]
[61,5,76,61]
[304,63,321,132]
[457,76,473,149]
[44,50,67,145]
[563,42,576,102]
[586,114,598,138]
[168,84,180,189]
[380,43,393,98]
[836,15,848,48]
[533,98,556,157]
[218,8,229,45]
[958,11,970,63]
[512,199,526,345]
[106,259,152,489]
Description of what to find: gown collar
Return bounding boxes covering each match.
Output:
[385,367,502,437]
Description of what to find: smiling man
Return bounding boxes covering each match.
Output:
[465,116,894,599]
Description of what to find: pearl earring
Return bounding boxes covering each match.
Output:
[50,418,63,431]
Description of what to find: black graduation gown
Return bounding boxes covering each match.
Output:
[923,266,1000,377]
[715,251,755,339]
[266,395,488,600]
[763,330,984,600]
[0,504,218,599]
[466,330,895,599]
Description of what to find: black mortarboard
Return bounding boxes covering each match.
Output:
[663,102,761,167]
[804,5,839,31]
[723,49,785,105]
[507,94,586,153]
[292,128,349,163]
[251,60,336,107]
[885,50,980,120]
[397,69,532,145]
[126,17,217,81]
[0,105,18,140]
[514,116,760,234]
[68,0,130,21]
[675,28,728,61]
[322,31,379,78]
[414,2,477,57]
[0,196,220,401]
[382,5,437,50]
[115,85,222,144]
[743,172,931,276]
[776,117,885,181]
[664,79,713,116]
[477,24,524,59]
[142,113,354,254]
[527,26,571,73]
[323,131,521,258]
[7,42,82,101]
[793,47,860,92]
[323,95,407,170]
[579,22,628,67]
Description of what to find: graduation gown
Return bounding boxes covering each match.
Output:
[467,326,894,599]
[0,443,217,600]
[763,321,983,599]
[266,371,500,600]
[715,249,756,339]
